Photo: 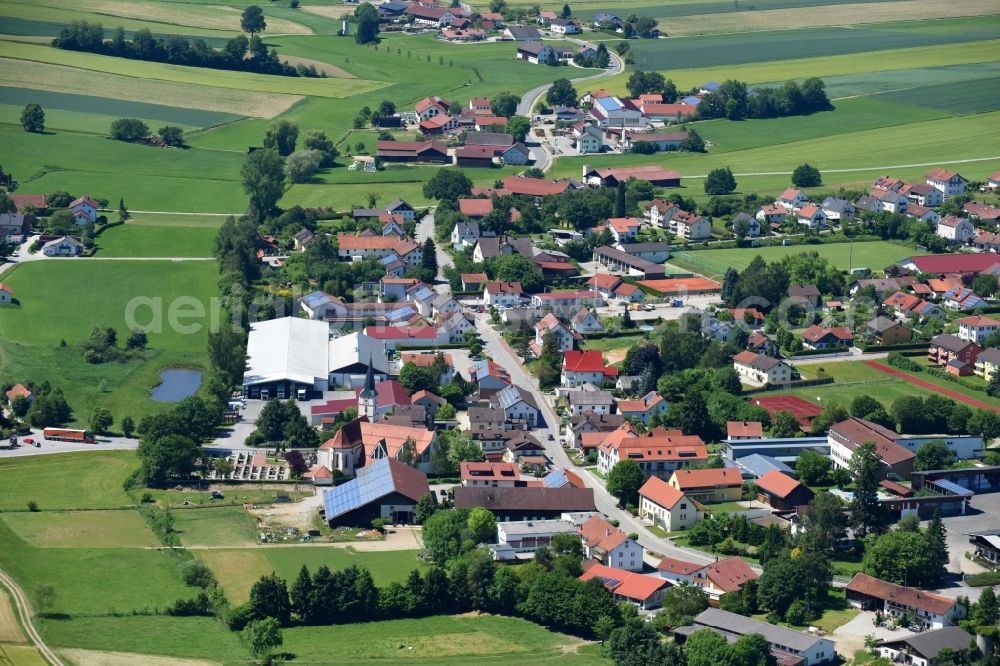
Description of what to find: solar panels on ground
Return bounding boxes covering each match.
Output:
[543,469,568,488]
[928,478,975,497]
[323,458,397,519]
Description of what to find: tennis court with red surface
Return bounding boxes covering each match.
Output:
[748,395,823,428]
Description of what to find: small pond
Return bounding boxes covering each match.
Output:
[151,369,202,402]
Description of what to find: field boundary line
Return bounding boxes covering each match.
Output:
[681,155,1000,179]
[0,569,62,665]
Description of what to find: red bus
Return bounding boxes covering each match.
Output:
[43,428,95,444]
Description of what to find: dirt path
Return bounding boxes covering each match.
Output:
[59,649,218,666]
[864,360,1000,413]
[0,590,26,643]
[0,568,62,665]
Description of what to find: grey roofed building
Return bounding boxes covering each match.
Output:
[506,26,542,40]
[732,453,793,479]
[878,626,973,663]
[855,194,882,212]
[852,278,900,294]
[616,375,642,392]
[867,315,901,333]
[567,389,614,407]
[730,211,755,226]
[788,284,820,299]
[466,132,514,147]
[749,354,784,372]
[475,236,505,258]
[494,384,539,411]
[976,347,1000,366]
[675,608,836,666]
[469,406,506,428]
[821,196,855,215]
[454,220,480,237]
[932,332,976,354]
[618,241,672,254]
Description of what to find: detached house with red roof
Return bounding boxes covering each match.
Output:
[579,515,644,571]
[733,350,792,387]
[484,280,523,308]
[796,204,827,229]
[936,215,975,244]
[562,350,617,387]
[0,283,12,306]
[615,391,667,424]
[926,167,966,198]
[668,468,743,504]
[607,217,642,243]
[755,470,814,510]
[846,573,965,630]
[69,196,99,223]
[657,556,759,601]
[639,476,701,532]
[4,383,32,403]
[579,562,668,610]
[777,188,809,212]
[533,312,578,355]
[597,429,708,479]
[800,325,854,350]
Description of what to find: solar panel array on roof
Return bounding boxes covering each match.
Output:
[323,458,396,519]
[544,469,567,488]
[929,478,975,497]
[597,575,622,587]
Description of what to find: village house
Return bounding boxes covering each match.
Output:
[565,412,624,449]
[796,204,827,229]
[901,182,943,207]
[820,197,855,222]
[42,235,84,257]
[503,25,542,40]
[672,210,712,240]
[958,315,1000,343]
[484,280,524,308]
[0,283,12,306]
[318,417,436,476]
[376,140,450,164]
[675,608,835,665]
[907,204,942,225]
[533,313,578,354]
[754,470,814,510]
[732,350,793,387]
[574,124,603,154]
[936,215,976,243]
[969,529,1000,567]
[639,476,701,532]
[864,316,913,345]
[846,573,965,630]
[756,204,788,226]
[570,307,603,334]
[928,333,982,375]
[597,428,708,479]
[492,519,579,560]
[877,190,909,214]
[579,562,668,610]
[787,283,821,308]
[0,213,30,240]
[532,291,604,311]
[460,461,521,487]
[726,421,763,440]
[470,359,511,398]
[451,219,481,248]
[877,626,974,666]
[800,325,854,350]
[943,286,987,311]
[566,387,614,416]
[883,291,945,320]
[668,468,743,504]
[562,349,617,387]
[777,188,809,211]
[578,515,644,571]
[925,167,966,198]
[406,4,459,26]
[974,347,1000,382]
[615,391,667,424]
[69,196,99,223]
[643,199,680,228]
[453,486,596,521]
[607,217,642,243]
[491,384,541,429]
[549,17,581,34]
[583,165,679,188]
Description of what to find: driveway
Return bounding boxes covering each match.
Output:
[831,611,914,658]
[416,209,454,295]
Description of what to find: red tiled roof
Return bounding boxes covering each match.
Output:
[926,167,960,182]
[846,573,955,615]
[657,556,706,576]
[588,273,622,290]
[502,175,575,197]
[755,470,803,499]
[640,103,695,116]
[639,475,684,509]
[959,315,1000,327]
[4,383,31,401]
[9,194,46,211]
[779,188,803,201]
[364,325,438,340]
[798,204,821,218]
[904,254,1000,274]
[706,557,758,593]
[829,417,915,466]
[579,515,629,552]
[670,468,742,490]
[337,233,420,255]
[401,352,452,367]
[459,198,493,216]
[563,350,609,373]
[461,272,488,283]
[485,280,523,295]
[69,196,99,209]
[801,325,853,343]
[579,562,667,602]
[726,421,762,438]
[460,461,519,481]
[608,217,641,233]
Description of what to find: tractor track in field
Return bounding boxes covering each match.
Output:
[0,568,62,665]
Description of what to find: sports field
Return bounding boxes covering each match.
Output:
[669,240,915,278]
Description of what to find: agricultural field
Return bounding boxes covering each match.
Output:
[0,260,217,425]
[93,224,218,258]
[669,240,915,278]
[0,452,138,511]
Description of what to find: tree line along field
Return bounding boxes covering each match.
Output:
[0,454,605,664]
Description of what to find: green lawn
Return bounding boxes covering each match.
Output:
[791,361,1000,410]
[752,589,859,633]
[171,506,259,547]
[669,241,915,279]
[581,334,647,353]
[93,224,217,258]
[0,452,138,511]
[196,546,428,604]
[1,509,160,548]
[282,615,607,665]
[0,259,217,425]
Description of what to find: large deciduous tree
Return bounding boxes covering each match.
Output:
[240,5,267,36]
[241,148,285,222]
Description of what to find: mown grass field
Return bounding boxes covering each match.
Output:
[670,240,915,278]
[94,224,217,258]
[0,452,137,511]
[1,510,159,548]
[196,546,427,604]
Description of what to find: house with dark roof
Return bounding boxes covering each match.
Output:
[504,25,542,40]
[864,316,913,345]
[674,608,836,665]
[787,283,821,307]
[732,350,792,387]
[755,470,813,510]
[846,573,965,629]
[322,457,430,526]
[566,412,624,449]
[828,417,916,479]
[877,626,973,666]
[453,486,596,520]
[376,140,450,163]
[928,333,981,375]
[490,384,540,429]
[974,347,1000,382]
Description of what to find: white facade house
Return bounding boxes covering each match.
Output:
[732,351,792,387]
[41,235,84,257]
[926,168,966,197]
[493,520,579,560]
[575,125,603,154]
[796,204,827,229]
[69,196,99,223]
[639,476,701,532]
[958,315,1000,343]
[936,215,975,243]
[579,515,644,572]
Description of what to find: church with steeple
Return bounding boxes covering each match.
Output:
[358,357,378,419]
